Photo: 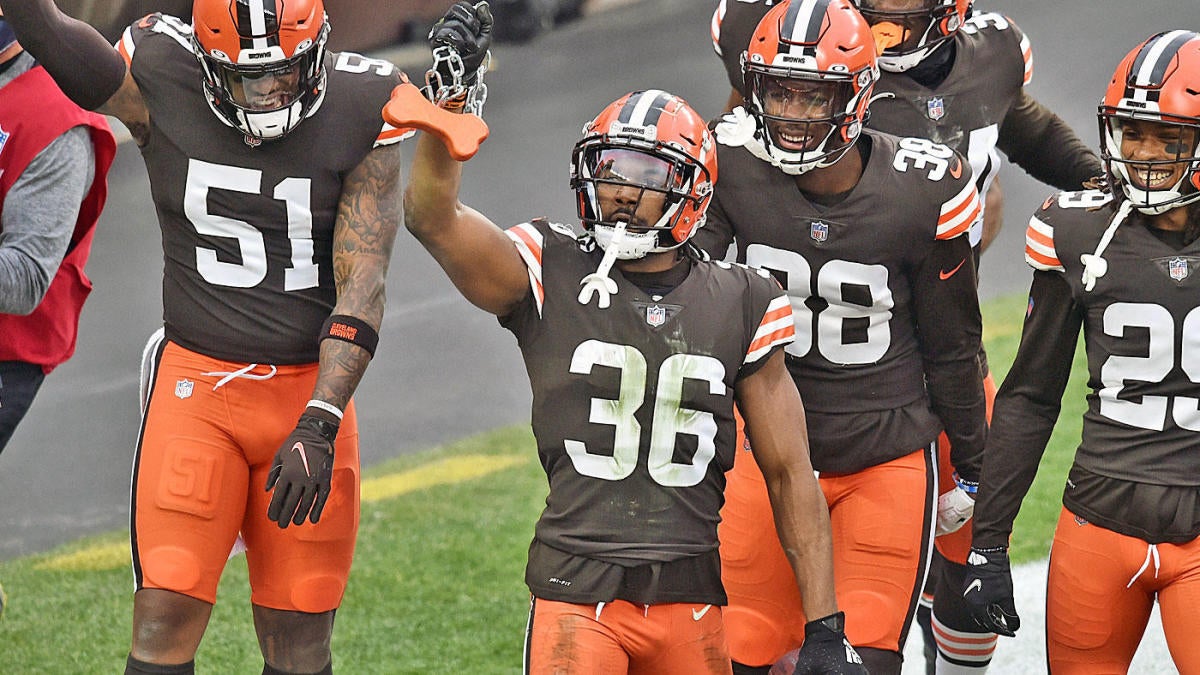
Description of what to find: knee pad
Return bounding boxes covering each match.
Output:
[140,546,204,597]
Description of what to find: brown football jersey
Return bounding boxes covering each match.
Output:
[502,219,794,602]
[695,129,987,474]
[974,193,1200,546]
[123,14,404,363]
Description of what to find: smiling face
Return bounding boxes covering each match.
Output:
[1116,118,1199,192]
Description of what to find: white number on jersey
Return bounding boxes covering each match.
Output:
[184,159,319,290]
[1100,302,1200,431]
[745,244,895,364]
[893,137,956,182]
[334,53,396,77]
[563,339,725,488]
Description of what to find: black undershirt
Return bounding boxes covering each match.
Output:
[622,254,693,297]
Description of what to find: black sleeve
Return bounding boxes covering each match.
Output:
[996,90,1103,191]
[692,188,736,260]
[913,234,988,482]
[0,0,127,110]
[972,270,1082,549]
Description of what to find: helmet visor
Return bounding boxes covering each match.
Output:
[217,60,304,112]
[753,76,850,153]
[582,148,682,230]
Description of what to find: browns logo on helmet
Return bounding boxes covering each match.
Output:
[192,0,330,142]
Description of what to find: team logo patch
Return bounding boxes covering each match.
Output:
[646,304,668,327]
[810,220,829,242]
[927,96,946,121]
[175,378,194,400]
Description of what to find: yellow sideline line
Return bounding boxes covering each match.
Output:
[34,454,525,572]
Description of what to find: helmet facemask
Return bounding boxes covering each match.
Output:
[1101,114,1200,214]
[744,68,869,174]
[856,0,963,72]
[193,3,330,143]
[572,143,710,260]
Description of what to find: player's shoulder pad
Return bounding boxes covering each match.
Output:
[961,11,1030,83]
[121,12,193,63]
[1023,190,1111,272]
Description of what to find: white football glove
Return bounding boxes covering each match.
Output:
[936,485,975,536]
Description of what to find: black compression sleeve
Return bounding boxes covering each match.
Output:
[972,271,1082,549]
[0,0,126,110]
[913,234,988,483]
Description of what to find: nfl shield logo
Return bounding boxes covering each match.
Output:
[175,378,194,400]
[646,305,667,327]
[1170,257,1189,281]
[810,221,829,242]
[0,124,9,156]
[927,97,946,121]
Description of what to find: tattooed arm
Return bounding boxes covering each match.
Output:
[310,143,403,411]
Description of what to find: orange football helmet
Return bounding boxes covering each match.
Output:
[741,0,878,174]
[570,90,717,259]
[1100,30,1200,214]
[853,0,969,72]
[192,0,330,141]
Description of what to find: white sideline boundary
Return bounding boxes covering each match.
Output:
[902,559,1177,673]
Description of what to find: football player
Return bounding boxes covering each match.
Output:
[709,1,1102,671]
[691,1,989,673]
[398,4,865,673]
[965,31,1200,674]
[0,0,408,673]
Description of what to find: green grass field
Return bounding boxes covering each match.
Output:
[0,293,1088,673]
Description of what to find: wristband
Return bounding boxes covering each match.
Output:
[320,314,379,357]
[952,471,979,494]
[306,399,344,420]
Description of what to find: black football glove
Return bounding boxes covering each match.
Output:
[428,1,494,88]
[963,546,1021,637]
[773,612,868,675]
[266,413,338,528]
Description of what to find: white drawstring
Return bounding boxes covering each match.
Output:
[578,223,626,309]
[594,601,605,621]
[202,363,278,390]
[1081,199,1134,292]
[1126,543,1161,588]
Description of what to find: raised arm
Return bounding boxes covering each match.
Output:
[0,0,147,133]
[400,1,528,317]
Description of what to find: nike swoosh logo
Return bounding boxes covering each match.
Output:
[965,579,982,595]
[692,604,712,621]
[949,158,963,179]
[292,441,312,476]
[939,259,966,280]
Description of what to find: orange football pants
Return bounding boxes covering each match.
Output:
[133,339,360,612]
[525,597,733,675]
[718,428,935,666]
[1046,507,1200,674]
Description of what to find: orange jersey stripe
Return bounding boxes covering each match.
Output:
[747,325,795,356]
